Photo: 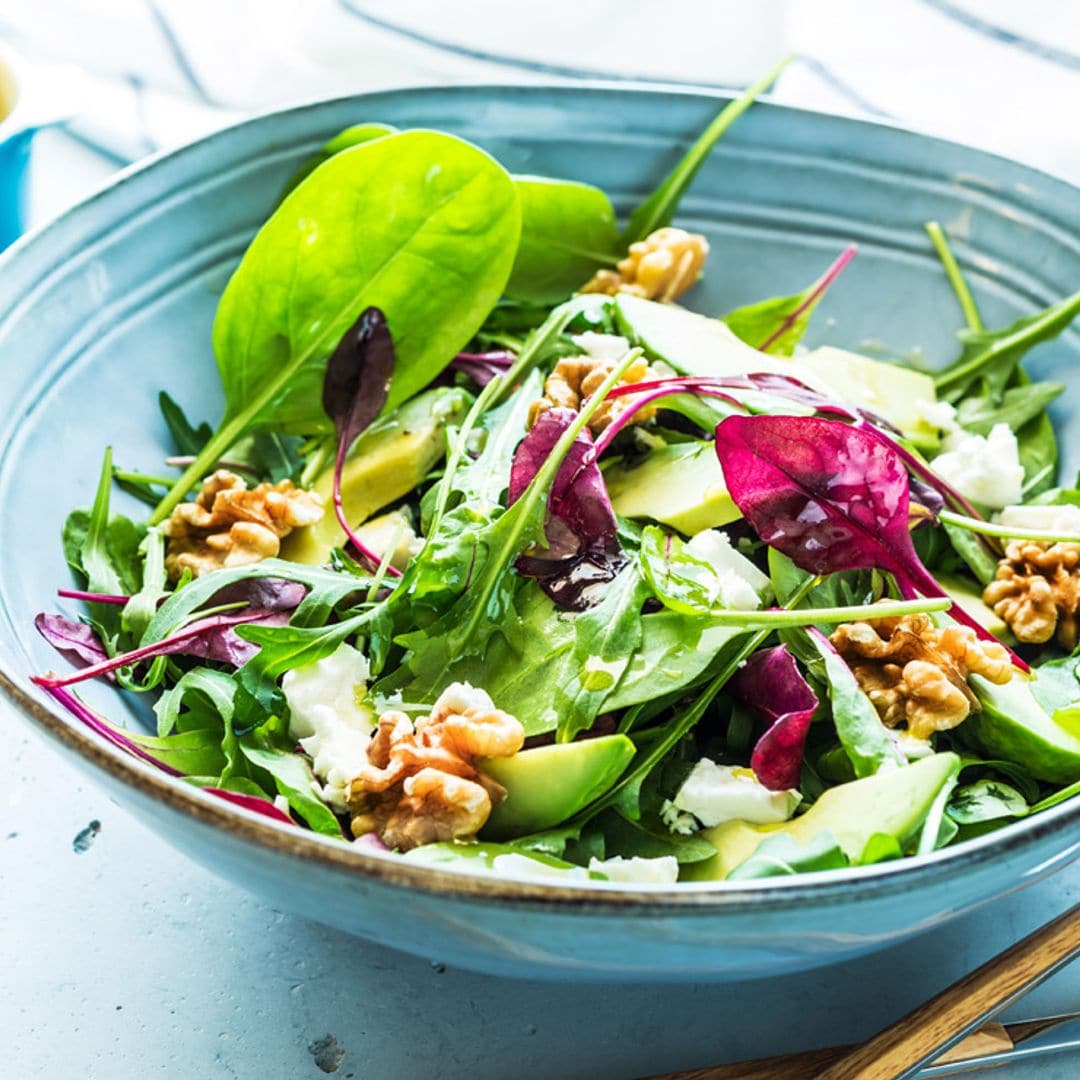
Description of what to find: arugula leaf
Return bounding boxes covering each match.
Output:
[159,391,212,456]
[554,563,650,742]
[127,727,229,777]
[954,380,1064,435]
[121,526,168,640]
[505,176,619,303]
[622,56,791,245]
[727,830,849,879]
[723,246,856,355]
[934,287,1080,403]
[809,629,906,778]
[238,744,342,837]
[150,130,521,523]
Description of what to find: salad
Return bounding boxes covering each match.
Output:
[33,63,1080,888]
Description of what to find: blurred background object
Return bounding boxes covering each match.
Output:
[1,0,1078,238]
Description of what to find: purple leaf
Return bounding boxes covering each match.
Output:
[180,612,291,666]
[33,610,281,689]
[203,787,296,825]
[508,408,624,610]
[714,414,1026,666]
[322,306,401,577]
[206,577,308,613]
[729,645,817,791]
[39,683,181,775]
[35,613,110,669]
[352,831,391,852]
[509,407,617,554]
[450,349,516,387]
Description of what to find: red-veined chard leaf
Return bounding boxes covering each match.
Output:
[35,613,109,670]
[729,645,817,790]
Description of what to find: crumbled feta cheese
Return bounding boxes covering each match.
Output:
[490,853,590,882]
[996,503,1080,535]
[282,643,375,811]
[917,399,959,432]
[684,529,770,610]
[432,681,496,715]
[931,423,1024,510]
[896,731,935,760]
[673,760,800,827]
[588,855,680,884]
[570,331,632,362]
[660,798,699,835]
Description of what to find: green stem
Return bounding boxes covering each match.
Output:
[925,221,984,332]
[114,470,177,488]
[456,350,641,647]
[700,595,950,627]
[574,575,819,826]
[622,55,793,245]
[939,508,1080,544]
[299,438,334,487]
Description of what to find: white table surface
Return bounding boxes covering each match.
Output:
[3,121,1079,1080]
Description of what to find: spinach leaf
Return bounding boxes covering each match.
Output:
[127,727,229,777]
[598,809,716,864]
[934,288,1080,403]
[954,380,1064,435]
[723,246,855,356]
[941,520,1001,586]
[280,122,396,198]
[554,563,650,742]
[1030,653,1080,725]
[946,779,1028,824]
[727,829,849,879]
[622,56,790,245]
[810,630,906,777]
[505,176,619,303]
[151,131,521,522]
[238,744,343,837]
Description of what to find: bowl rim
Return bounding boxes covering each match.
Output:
[3,80,1080,910]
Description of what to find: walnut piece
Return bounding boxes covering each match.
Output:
[347,683,525,851]
[164,469,324,579]
[831,613,1012,740]
[527,352,655,434]
[984,540,1080,650]
[581,227,709,303]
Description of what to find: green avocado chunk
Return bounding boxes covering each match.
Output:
[479,734,636,840]
[966,674,1080,784]
[683,753,960,881]
[605,441,740,535]
[937,574,1013,642]
[281,388,469,565]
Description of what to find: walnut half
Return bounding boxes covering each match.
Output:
[347,683,525,851]
[527,352,655,434]
[581,227,709,303]
[164,470,324,579]
[984,540,1080,650]
[831,613,1012,740]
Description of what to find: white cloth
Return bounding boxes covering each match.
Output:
[3,0,1079,180]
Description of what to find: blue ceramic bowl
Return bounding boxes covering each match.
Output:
[1,85,1078,980]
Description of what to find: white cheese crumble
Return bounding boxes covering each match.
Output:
[588,855,679,885]
[353,510,423,570]
[684,529,770,611]
[570,331,632,361]
[281,643,375,811]
[996,503,1080,535]
[660,798,699,835]
[673,760,800,827]
[931,423,1024,510]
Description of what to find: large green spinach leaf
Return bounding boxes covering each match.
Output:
[152,131,521,522]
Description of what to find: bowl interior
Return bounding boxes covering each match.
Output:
[0,84,1079,872]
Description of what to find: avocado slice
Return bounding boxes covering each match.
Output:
[683,753,960,881]
[281,388,469,565]
[800,346,940,450]
[966,675,1080,784]
[605,441,740,535]
[479,734,635,840]
[937,574,1013,642]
